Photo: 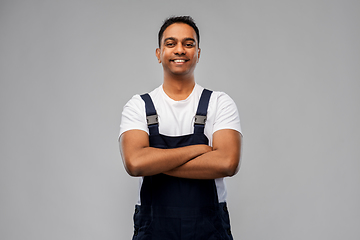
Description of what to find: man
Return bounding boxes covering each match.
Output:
[119,16,242,240]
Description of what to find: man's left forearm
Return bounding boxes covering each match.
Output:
[164,129,242,179]
[163,149,239,179]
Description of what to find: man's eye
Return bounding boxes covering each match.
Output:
[185,43,195,47]
[165,43,175,47]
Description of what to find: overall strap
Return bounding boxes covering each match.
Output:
[140,93,159,136]
[194,89,213,134]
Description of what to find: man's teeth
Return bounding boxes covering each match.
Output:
[173,60,186,63]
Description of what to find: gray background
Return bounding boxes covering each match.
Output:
[1,0,359,239]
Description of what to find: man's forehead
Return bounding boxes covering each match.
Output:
[161,23,197,41]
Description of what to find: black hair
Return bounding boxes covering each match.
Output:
[158,16,200,48]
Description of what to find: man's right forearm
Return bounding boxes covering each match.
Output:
[119,130,211,177]
[123,145,211,177]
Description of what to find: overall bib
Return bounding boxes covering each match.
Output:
[132,89,233,240]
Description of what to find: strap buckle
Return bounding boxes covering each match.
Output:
[194,115,207,125]
[146,114,158,125]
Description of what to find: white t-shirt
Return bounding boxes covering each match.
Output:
[119,84,242,204]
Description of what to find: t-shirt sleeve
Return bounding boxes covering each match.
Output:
[212,92,242,135]
[119,94,149,140]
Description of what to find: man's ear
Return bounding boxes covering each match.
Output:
[155,48,161,63]
[197,48,201,62]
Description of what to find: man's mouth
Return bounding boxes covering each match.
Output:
[171,59,188,63]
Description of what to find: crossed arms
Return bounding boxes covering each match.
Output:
[119,129,241,179]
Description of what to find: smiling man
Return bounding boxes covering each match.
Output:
[119,16,242,240]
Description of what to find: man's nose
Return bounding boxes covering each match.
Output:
[174,44,185,55]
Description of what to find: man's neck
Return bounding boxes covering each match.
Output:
[162,75,195,101]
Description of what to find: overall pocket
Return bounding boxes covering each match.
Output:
[132,206,153,240]
[194,216,225,240]
[220,203,233,240]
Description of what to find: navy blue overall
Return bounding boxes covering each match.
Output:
[132,89,233,240]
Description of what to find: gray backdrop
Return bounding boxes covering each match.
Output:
[1,0,359,239]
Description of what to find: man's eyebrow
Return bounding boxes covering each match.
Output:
[163,37,176,43]
[183,38,196,42]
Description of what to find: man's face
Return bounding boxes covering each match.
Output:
[156,23,200,78]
